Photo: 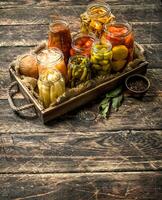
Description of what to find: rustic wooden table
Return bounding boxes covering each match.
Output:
[0,0,162,199]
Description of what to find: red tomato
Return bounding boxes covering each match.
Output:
[76,39,84,47]
[106,35,123,46]
[84,40,93,48]
[82,49,90,56]
[81,37,89,44]
[125,33,134,48]
[70,48,75,56]
[108,26,128,36]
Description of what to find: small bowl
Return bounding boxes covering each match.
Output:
[125,74,150,97]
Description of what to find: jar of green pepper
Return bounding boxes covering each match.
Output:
[90,40,112,76]
[68,55,91,88]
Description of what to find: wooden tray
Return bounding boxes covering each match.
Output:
[8,60,148,124]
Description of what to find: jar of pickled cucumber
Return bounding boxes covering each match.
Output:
[37,48,67,81]
[70,32,95,57]
[48,20,72,64]
[38,69,65,108]
[101,22,134,72]
[91,40,112,76]
[68,55,91,88]
[80,2,115,38]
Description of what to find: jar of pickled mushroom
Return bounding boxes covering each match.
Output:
[91,40,112,76]
[70,32,95,57]
[68,55,91,88]
[38,69,65,108]
[80,2,115,38]
[48,20,72,64]
[37,48,67,81]
[101,22,134,72]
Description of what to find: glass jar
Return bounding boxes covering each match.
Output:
[80,2,115,38]
[38,69,65,108]
[48,20,72,64]
[37,48,67,81]
[68,55,91,88]
[101,22,134,72]
[70,32,95,57]
[91,40,112,76]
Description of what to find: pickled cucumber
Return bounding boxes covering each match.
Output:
[50,85,57,103]
[68,55,90,87]
[38,69,65,108]
[41,84,50,108]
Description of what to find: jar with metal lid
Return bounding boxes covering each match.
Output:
[48,20,72,64]
[38,68,65,108]
[70,32,96,57]
[68,55,91,88]
[80,2,115,38]
[101,22,134,72]
[91,40,112,76]
[37,48,67,81]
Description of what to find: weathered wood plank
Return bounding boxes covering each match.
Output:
[0,130,162,173]
[0,172,161,200]
[0,93,162,133]
[0,0,159,9]
[0,22,161,47]
[0,4,161,25]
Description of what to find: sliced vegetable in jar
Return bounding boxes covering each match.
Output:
[68,55,91,87]
[90,40,112,76]
[38,69,65,108]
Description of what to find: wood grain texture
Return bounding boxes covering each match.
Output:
[0,22,161,47]
[0,0,162,199]
[0,4,161,25]
[0,94,162,133]
[0,130,162,173]
[0,172,162,200]
[0,0,159,8]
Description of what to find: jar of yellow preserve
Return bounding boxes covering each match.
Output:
[80,2,115,38]
[38,69,65,108]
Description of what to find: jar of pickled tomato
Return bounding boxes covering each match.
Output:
[101,22,134,72]
[48,20,72,64]
[38,69,65,108]
[37,48,67,81]
[70,32,95,57]
[91,40,112,76]
[80,2,115,38]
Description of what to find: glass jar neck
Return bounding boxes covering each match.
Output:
[69,55,89,66]
[92,40,112,53]
[39,68,62,85]
[37,48,63,67]
[105,22,132,38]
[72,32,96,52]
[49,20,69,33]
[87,2,111,18]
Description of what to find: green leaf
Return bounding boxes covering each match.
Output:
[99,98,110,107]
[106,85,123,98]
[112,94,123,111]
[101,101,111,119]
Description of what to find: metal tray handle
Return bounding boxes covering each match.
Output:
[8,81,37,118]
